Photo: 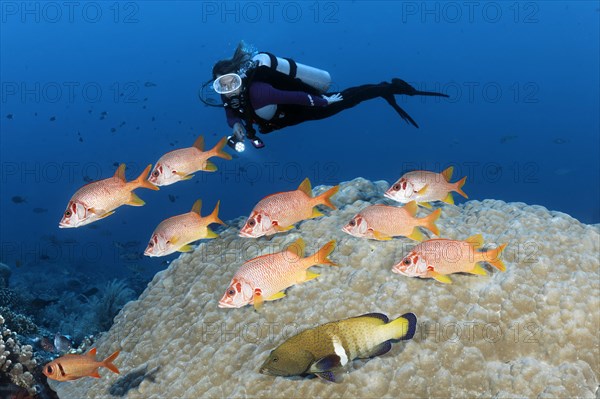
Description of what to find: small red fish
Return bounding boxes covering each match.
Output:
[385,166,467,207]
[148,135,232,186]
[240,178,339,238]
[42,348,120,381]
[392,234,507,284]
[342,201,441,241]
[59,164,158,228]
[144,199,225,257]
[219,238,337,309]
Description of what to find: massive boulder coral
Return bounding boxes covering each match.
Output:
[49,178,599,398]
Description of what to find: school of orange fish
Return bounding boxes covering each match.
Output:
[50,135,507,382]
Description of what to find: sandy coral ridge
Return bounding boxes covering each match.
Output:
[50,178,600,398]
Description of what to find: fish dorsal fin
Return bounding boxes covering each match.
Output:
[297,178,312,197]
[441,166,454,182]
[357,312,389,323]
[286,237,305,258]
[403,201,418,217]
[87,348,97,358]
[114,164,126,181]
[192,135,204,151]
[465,234,484,249]
[191,199,202,214]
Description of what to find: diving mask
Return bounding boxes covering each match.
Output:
[213,73,243,95]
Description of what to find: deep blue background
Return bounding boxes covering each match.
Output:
[1,1,599,282]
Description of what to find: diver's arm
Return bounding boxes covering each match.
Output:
[250,82,328,108]
[225,108,242,128]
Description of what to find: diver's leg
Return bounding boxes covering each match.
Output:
[391,78,449,98]
[267,80,447,129]
[294,83,395,121]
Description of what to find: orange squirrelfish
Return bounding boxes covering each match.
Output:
[144,199,225,257]
[240,178,339,238]
[42,348,120,381]
[148,135,232,186]
[59,164,158,228]
[385,166,467,207]
[218,238,337,310]
[342,201,441,241]
[392,234,507,284]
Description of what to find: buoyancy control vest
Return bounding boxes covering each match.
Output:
[224,52,332,134]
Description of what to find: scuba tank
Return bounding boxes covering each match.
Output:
[251,52,331,93]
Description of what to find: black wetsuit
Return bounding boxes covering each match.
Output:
[223,60,448,135]
[266,78,447,130]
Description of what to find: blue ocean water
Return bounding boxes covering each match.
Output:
[0,0,598,360]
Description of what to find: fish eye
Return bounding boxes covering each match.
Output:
[349,219,356,226]
[403,259,411,265]
[46,366,53,373]
[227,288,235,296]
[152,170,159,177]
[148,242,154,247]
[272,356,278,363]
[393,183,400,191]
[248,219,255,227]
[64,210,71,217]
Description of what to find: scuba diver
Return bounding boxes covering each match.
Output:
[203,42,449,152]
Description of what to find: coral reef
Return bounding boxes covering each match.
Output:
[0,262,10,288]
[94,279,135,332]
[41,279,134,342]
[0,306,38,335]
[48,178,600,398]
[0,314,39,396]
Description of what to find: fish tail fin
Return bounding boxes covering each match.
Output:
[314,185,339,210]
[388,312,417,341]
[208,200,226,226]
[210,136,233,160]
[102,350,120,374]
[482,243,508,272]
[309,240,337,267]
[454,176,468,198]
[421,208,441,236]
[133,164,160,191]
